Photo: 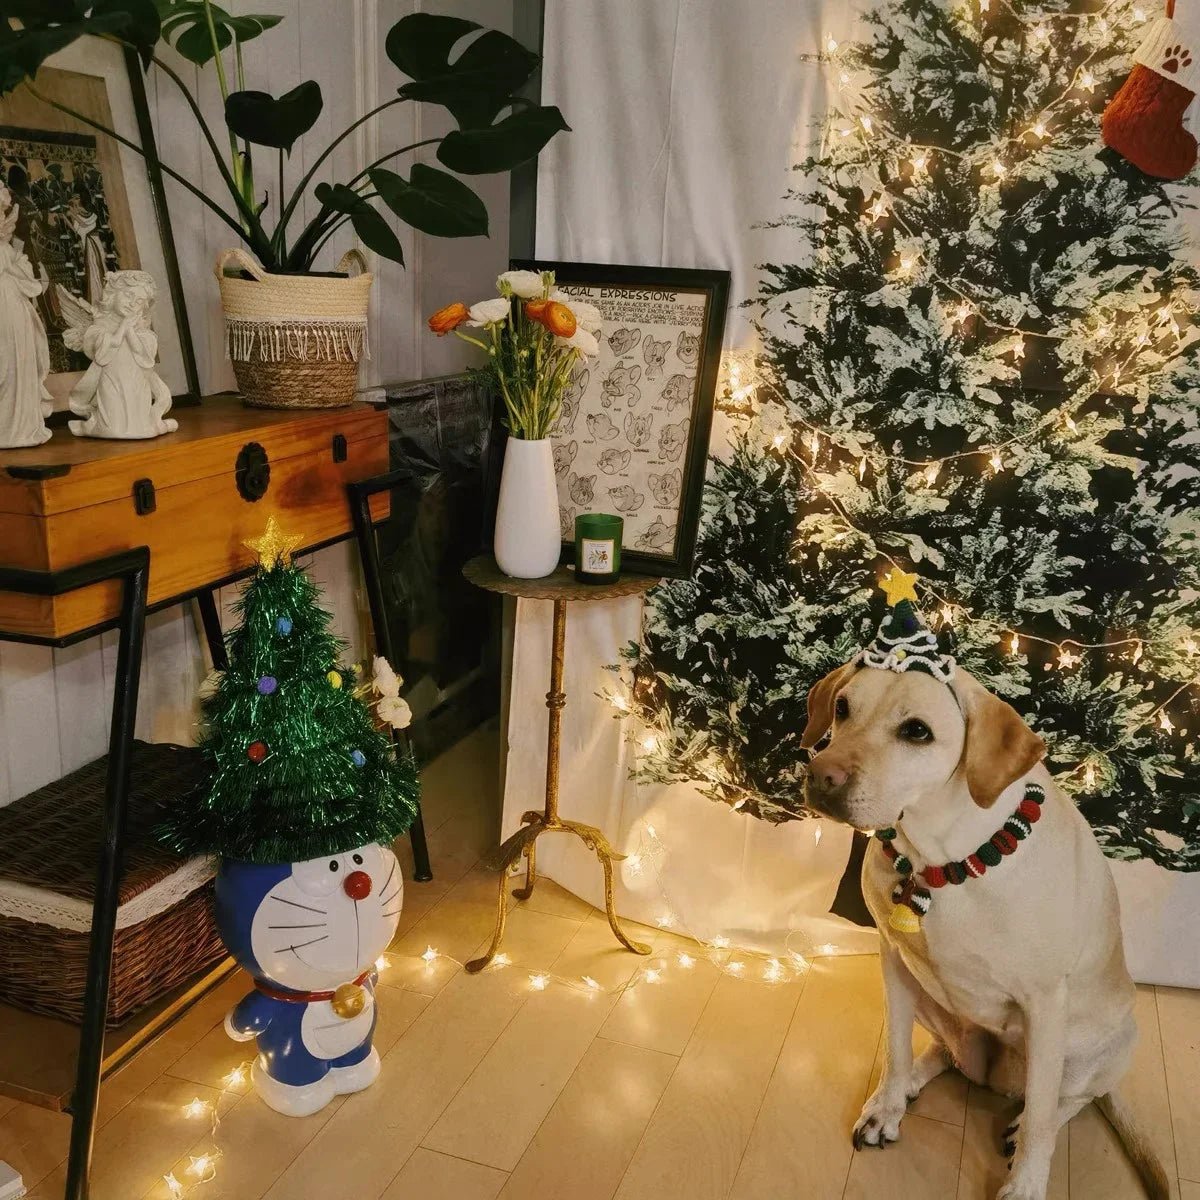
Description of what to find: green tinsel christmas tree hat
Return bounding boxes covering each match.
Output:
[854,568,955,684]
[160,518,421,865]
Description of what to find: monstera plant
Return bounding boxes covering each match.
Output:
[0,1,568,271]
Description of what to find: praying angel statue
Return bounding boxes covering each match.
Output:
[58,270,178,440]
[0,184,53,448]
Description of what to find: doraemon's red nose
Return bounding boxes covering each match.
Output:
[344,870,372,901]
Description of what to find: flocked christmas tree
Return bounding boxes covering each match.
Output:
[624,0,1200,869]
[162,518,420,864]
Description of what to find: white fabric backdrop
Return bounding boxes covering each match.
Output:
[504,0,1200,984]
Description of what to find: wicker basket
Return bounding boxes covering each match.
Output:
[216,247,373,410]
[0,742,226,1027]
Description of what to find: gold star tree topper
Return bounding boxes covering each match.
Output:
[244,517,304,568]
[879,567,919,606]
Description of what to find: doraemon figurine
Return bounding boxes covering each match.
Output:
[215,841,403,1116]
[156,521,422,1117]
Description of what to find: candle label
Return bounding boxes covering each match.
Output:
[581,537,616,574]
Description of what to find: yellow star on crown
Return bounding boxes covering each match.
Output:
[244,517,304,568]
[879,567,919,607]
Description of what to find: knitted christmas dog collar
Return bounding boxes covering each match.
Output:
[873,781,1046,934]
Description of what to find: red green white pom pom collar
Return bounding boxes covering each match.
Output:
[873,781,1046,934]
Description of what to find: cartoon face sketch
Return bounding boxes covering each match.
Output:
[642,334,669,381]
[568,471,596,505]
[649,468,682,507]
[636,518,676,552]
[676,329,700,367]
[553,440,578,477]
[608,485,644,514]
[598,447,632,475]
[587,412,619,441]
[608,327,641,357]
[559,505,576,539]
[658,417,689,462]
[602,365,641,409]
[624,412,653,448]
[553,368,589,436]
[660,373,694,411]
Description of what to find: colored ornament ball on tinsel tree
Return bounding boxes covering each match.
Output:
[160,517,420,1118]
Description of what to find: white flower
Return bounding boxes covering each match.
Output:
[371,655,402,698]
[568,299,603,334]
[377,694,412,730]
[557,326,600,356]
[466,297,511,327]
[497,269,545,299]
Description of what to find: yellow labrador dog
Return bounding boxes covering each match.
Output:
[802,660,1169,1200]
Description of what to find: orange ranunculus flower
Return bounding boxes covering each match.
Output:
[428,302,469,335]
[542,301,577,338]
[523,299,550,323]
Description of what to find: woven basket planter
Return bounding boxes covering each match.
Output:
[0,742,226,1027]
[216,248,373,410]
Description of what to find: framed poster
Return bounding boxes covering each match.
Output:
[513,260,730,579]
[0,36,200,408]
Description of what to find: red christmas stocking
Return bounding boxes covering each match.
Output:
[1102,0,1199,180]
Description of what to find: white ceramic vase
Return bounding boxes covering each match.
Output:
[494,437,561,579]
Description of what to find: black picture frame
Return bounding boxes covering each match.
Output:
[512,259,730,579]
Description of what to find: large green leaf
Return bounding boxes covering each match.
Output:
[157,0,280,66]
[437,106,569,175]
[313,182,405,266]
[370,163,487,239]
[93,0,160,65]
[0,9,143,95]
[225,81,322,152]
[386,12,538,129]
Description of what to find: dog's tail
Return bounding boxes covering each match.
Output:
[1096,1091,1171,1200]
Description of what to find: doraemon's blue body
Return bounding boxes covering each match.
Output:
[214,843,402,1116]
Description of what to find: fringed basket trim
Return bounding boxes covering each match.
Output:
[225,317,371,365]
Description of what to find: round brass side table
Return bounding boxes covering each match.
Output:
[463,554,662,973]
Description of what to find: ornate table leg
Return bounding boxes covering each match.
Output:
[466,597,650,973]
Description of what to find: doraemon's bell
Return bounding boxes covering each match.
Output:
[332,982,368,1019]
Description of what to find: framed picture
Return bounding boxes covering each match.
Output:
[0,37,200,408]
[513,259,730,579]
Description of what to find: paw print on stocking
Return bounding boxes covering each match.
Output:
[1162,42,1193,72]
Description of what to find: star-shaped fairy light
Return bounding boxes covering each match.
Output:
[244,516,304,568]
[879,567,919,606]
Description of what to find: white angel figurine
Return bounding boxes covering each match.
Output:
[0,184,53,448]
[59,270,178,440]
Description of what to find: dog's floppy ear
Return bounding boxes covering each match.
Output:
[953,671,1046,807]
[800,662,858,749]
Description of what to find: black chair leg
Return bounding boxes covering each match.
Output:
[64,555,149,1200]
[195,589,229,671]
[347,474,433,882]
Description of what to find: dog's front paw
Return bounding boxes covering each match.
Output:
[995,1169,1047,1200]
[852,1087,907,1149]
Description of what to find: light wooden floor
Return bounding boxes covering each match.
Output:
[5,725,1198,1200]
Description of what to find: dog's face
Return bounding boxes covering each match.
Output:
[802,664,1044,831]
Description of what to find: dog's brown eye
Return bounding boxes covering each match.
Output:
[899,719,933,743]
[834,696,849,720]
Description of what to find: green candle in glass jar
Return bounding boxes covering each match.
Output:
[574,513,622,583]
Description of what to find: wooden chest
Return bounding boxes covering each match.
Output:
[0,396,389,641]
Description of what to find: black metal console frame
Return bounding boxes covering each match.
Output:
[347,471,433,883]
[0,548,150,1200]
[0,471,433,1199]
